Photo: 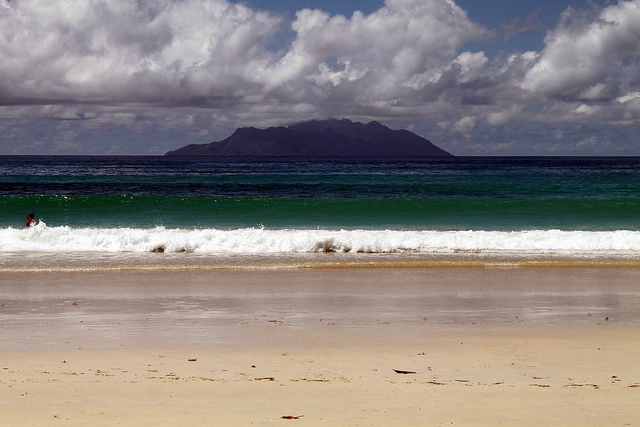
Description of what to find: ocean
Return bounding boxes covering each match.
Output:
[1,156,639,269]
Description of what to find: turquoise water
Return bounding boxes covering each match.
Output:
[1,156,640,257]
[2,156,639,231]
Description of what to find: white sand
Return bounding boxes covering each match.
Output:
[1,267,639,426]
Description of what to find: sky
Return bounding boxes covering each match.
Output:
[0,0,639,156]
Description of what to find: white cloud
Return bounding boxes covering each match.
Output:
[0,0,639,154]
[452,116,476,134]
[264,0,488,107]
[0,0,490,109]
[617,91,640,103]
[0,0,282,104]
[486,106,522,126]
[453,51,488,83]
[521,1,640,101]
[575,104,599,115]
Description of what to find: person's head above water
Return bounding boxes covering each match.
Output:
[26,213,36,226]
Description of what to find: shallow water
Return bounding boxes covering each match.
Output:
[2,267,639,350]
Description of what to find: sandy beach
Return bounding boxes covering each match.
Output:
[1,266,639,426]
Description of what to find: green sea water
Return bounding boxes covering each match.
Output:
[2,156,639,231]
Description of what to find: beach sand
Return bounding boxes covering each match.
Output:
[1,266,639,426]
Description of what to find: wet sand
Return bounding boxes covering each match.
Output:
[1,267,639,425]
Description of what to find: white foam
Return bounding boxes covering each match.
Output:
[1,222,639,255]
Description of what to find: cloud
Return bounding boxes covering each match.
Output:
[0,0,283,106]
[521,1,640,101]
[576,135,599,149]
[452,116,476,134]
[0,0,488,111]
[0,0,639,155]
[260,0,491,116]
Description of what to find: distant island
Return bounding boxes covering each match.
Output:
[165,118,452,157]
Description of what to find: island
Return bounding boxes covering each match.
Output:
[165,118,452,157]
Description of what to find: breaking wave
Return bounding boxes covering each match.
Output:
[2,222,640,256]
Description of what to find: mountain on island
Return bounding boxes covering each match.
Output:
[165,118,452,157]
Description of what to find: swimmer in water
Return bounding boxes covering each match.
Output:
[26,213,36,227]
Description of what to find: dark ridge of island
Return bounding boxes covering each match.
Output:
[165,118,453,157]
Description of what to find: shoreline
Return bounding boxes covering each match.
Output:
[2,266,639,350]
[2,251,640,272]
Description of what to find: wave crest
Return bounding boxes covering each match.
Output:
[1,223,640,255]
